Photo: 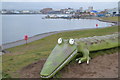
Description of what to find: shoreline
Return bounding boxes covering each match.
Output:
[97,18,118,25]
[83,17,118,25]
[2,28,97,49]
[2,17,118,50]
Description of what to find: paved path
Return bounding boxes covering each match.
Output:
[0,52,2,55]
[2,29,86,49]
[2,31,60,49]
[97,18,120,26]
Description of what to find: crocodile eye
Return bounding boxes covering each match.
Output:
[58,38,62,44]
[69,39,75,45]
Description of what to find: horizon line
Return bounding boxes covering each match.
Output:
[1,0,120,2]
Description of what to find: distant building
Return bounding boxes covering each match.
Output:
[90,10,98,16]
[48,9,62,14]
[2,9,15,14]
[118,1,120,14]
[85,6,93,12]
[67,8,74,14]
[106,8,119,16]
[97,10,108,17]
[60,8,74,14]
[33,10,41,14]
[76,7,83,13]
[60,9,68,14]
[89,6,93,10]
[80,7,83,11]
[1,9,7,14]
[87,6,93,12]
[13,10,20,14]
[40,8,53,14]
[21,10,30,14]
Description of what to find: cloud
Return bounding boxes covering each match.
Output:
[1,0,120,2]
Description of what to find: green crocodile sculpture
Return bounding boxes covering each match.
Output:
[40,33,119,78]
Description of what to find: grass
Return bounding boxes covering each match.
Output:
[0,55,2,79]
[101,16,119,22]
[2,17,119,78]
[90,47,119,58]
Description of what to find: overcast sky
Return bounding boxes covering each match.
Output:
[1,0,120,2]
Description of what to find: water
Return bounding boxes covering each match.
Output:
[2,14,114,44]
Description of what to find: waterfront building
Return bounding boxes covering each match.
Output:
[21,10,30,14]
[48,9,62,14]
[76,7,83,13]
[40,8,53,14]
[97,10,108,17]
[13,10,20,14]
[106,8,119,16]
[87,6,93,12]
[90,10,98,16]
[1,9,7,14]
[60,8,74,14]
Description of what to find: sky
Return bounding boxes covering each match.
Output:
[2,2,118,10]
[1,0,120,2]
[1,0,119,10]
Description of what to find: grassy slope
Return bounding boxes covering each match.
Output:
[101,16,119,22]
[2,17,119,78]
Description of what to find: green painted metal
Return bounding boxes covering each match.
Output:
[40,33,119,78]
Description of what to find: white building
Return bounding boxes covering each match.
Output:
[22,10,30,13]
[107,8,119,15]
[76,7,83,12]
